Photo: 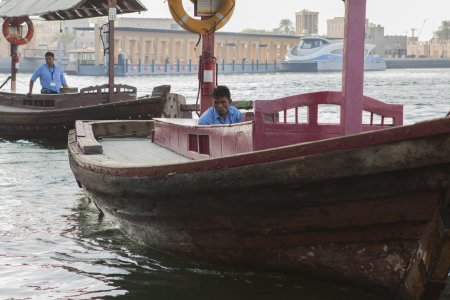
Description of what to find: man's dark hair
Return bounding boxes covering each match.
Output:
[212,85,231,102]
[45,51,55,58]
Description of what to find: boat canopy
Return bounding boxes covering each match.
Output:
[0,0,146,20]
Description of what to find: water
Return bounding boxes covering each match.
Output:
[1,70,449,299]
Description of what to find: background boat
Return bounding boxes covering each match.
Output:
[281,36,386,72]
[0,0,186,140]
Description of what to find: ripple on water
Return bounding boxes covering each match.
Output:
[0,70,449,299]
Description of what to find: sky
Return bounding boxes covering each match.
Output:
[135,0,449,41]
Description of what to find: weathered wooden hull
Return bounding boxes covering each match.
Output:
[0,84,181,140]
[68,118,450,299]
[0,97,164,139]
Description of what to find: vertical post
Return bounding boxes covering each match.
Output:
[57,22,63,69]
[200,32,216,114]
[341,0,366,134]
[10,44,18,93]
[108,0,116,102]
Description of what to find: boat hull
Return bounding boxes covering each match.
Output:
[0,97,165,139]
[280,60,386,72]
[68,118,450,300]
[0,84,182,140]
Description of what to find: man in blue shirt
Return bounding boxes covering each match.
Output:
[27,51,68,96]
[198,85,242,125]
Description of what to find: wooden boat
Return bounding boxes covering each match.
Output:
[0,0,179,140]
[68,93,450,299]
[0,84,179,139]
[68,0,450,299]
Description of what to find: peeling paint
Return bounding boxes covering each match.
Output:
[385,254,406,277]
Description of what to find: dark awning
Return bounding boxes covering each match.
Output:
[0,0,147,20]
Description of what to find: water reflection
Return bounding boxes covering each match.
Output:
[68,196,379,300]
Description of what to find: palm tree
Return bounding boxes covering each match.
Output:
[434,20,450,40]
[278,19,295,35]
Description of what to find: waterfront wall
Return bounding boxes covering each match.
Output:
[77,59,278,76]
[385,59,450,69]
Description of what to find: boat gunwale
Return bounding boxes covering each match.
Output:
[0,96,165,117]
[68,117,450,177]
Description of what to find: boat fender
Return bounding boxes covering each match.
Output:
[168,0,235,34]
[2,17,34,46]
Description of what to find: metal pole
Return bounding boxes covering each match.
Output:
[108,0,117,102]
[57,22,63,69]
[10,44,17,93]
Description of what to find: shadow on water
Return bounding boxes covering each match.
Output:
[68,196,381,300]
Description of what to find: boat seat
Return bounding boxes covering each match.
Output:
[75,120,103,155]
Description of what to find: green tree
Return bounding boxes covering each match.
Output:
[241,19,296,35]
[277,19,295,35]
[434,20,450,40]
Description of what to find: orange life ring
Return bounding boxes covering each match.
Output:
[168,0,235,34]
[2,16,34,46]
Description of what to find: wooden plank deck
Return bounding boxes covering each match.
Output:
[100,137,192,165]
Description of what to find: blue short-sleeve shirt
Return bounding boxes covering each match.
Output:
[198,106,242,125]
[31,64,66,93]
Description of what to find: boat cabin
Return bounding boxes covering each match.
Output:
[298,37,330,50]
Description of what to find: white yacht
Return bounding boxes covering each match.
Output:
[280,36,386,72]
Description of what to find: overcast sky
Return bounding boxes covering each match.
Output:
[136,0,449,41]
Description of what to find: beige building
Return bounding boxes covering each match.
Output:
[115,17,181,30]
[326,17,407,57]
[90,27,298,65]
[295,10,318,36]
[327,17,376,39]
[407,38,450,58]
[0,16,297,66]
[327,17,345,39]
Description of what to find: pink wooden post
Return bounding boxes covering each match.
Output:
[341,0,367,134]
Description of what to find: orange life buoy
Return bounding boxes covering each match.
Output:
[168,0,235,34]
[2,16,34,46]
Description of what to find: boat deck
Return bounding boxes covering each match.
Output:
[100,137,192,165]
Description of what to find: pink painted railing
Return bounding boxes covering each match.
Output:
[253,91,403,150]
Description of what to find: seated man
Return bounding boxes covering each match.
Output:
[198,85,242,125]
[28,51,68,96]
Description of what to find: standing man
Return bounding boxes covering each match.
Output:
[198,85,242,125]
[28,51,68,96]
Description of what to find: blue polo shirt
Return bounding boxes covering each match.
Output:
[198,106,242,125]
[31,64,66,93]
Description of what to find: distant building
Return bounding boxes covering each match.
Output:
[327,17,375,39]
[115,17,181,30]
[71,25,299,66]
[327,17,345,38]
[0,17,181,59]
[408,38,450,58]
[429,39,450,58]
[382,36,407,58]
[326,17,407,57]
[295,10,318,36]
